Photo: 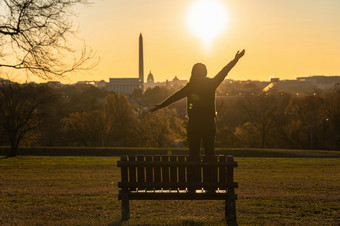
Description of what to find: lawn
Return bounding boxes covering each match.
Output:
[0,156,339,225]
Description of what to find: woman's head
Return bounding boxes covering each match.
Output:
[190,63,207,82]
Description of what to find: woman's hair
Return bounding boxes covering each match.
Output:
[190,63,207,82]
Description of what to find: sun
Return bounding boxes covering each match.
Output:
[187,0,229,48]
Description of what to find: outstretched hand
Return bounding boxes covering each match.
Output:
[235,49,245,60]
[148,105,161,113]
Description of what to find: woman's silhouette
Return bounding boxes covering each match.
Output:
[150,49,245,156]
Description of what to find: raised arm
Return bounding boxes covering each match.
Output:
[149,85,189,112]
[212,49,245,87]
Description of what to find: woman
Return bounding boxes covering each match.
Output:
[150,50,245,156]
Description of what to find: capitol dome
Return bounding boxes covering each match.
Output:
[147,71,154,83]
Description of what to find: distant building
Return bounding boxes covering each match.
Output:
[297,75,340,89]
[107,78,142,94]
[144,71,155,90]
[94,80,107,89]
[270,77,280,83]
[74,80,107,89]
[107,33,145,95]
[144,74,188,90]
[147,71,154,83]
[169,76,187,88]
[76,81,95,86]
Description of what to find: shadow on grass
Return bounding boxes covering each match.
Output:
[108,218,205,225]
[108,217,125,226]
[181,219,205,226]
[0,156,14,160]
[108,221,123,226]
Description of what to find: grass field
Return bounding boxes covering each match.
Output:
[0,156,339,225]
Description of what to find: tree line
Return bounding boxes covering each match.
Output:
[1,0,339,156]
[0,82,339,156]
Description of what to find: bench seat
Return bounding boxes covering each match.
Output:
[117,155,238,225]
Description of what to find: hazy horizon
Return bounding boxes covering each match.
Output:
[5,0,340,84]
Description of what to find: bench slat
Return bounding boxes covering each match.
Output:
[117,161,237,167]
[120,156,130,220]
[218,156,226,184]
[145,156,153,183]
[227,156,235,188]
[154,156,161,183]
[137,156,145,189]
[121,156,128,183]
[170,156,177,183]
[118,182,239,190]
[119,192,235,200]
[187,156,201,185]
[203,155,218,190]
[178,156,186,186]
[128,156,136,191]
[162,156,169,185]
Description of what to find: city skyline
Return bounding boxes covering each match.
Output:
[6,0,340,84]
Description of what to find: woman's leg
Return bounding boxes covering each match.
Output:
[202,118,216,156]
[187,119,201,156]
[187,119,201,189]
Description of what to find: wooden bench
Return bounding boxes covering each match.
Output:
[117,155,238,225]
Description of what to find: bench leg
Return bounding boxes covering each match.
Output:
[121,190,130,220]
[225,189,237,226]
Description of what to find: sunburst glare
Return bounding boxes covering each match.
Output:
[187,0,229,49]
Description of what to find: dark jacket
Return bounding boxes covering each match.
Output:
[159,58,239,119]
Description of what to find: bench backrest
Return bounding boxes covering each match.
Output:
[117,155,238,191]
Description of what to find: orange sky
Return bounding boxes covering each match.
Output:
[23,0,340,83]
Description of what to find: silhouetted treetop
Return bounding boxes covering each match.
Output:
[0,0,97,80]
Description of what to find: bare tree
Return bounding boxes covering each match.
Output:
[239,95,276,148]
[0,0,96,80]
[0,83,59,156]
[285,95,326,149]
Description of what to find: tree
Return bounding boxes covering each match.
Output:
[0,83,59,156]
[103,93,138,146]
[234,121,260,147]
[324,88,340,149]
[142,86,175,107]
[138,108,186,147]
[0,0,96,79]
[60,84,107,113]
[285,95,326,149]
[62,110,104,146]
[238,95,277,148]
[215,97,245,147]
